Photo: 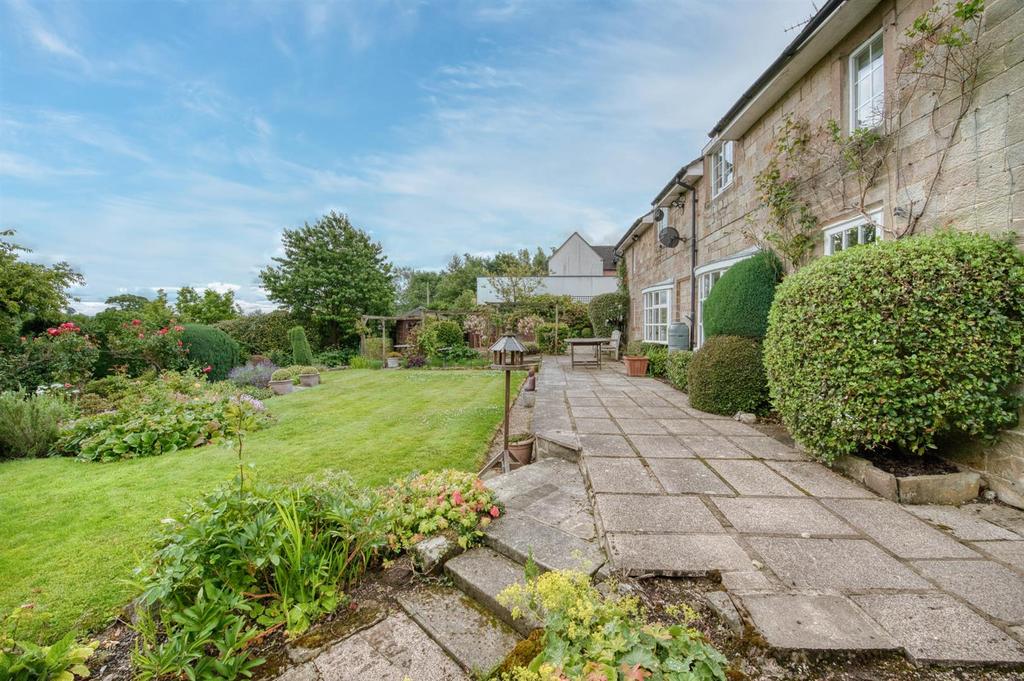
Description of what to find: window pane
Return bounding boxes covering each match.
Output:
[844,227,858,248]
[830,232,843,253]
[861,223,876,243]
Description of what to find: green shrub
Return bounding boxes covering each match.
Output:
[316,349,354,367]
[0,392,70,459]
[536,323,569,354]
[215,311,318,356]
[270,367,296,381]
[703,250,783,340]
[688,336,768,416]
[180,324,241,381]
[625,340,645,357]
[764,231,1024,462]
[643,344,669,377]
[297,365,319,375]
[588,291,629,338]
[578,327,593,338]
[1,605,96,681]
[384,469,500,551]
[288,325,315,365]
[417,320,465,358]
[349,356,383,370]
[498,569,727,681]
[667,351,693,391]
[360,337,393,360]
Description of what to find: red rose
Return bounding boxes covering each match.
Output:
[489,506,500,518]
[157,328,168,336]
[63,383,71,388]
[173,325,184,332]
[131,319,142,326]
[177,340,183,347]
[202,365,212,373]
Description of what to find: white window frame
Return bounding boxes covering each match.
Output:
[641,284,672,344]
[823,209,884,255]
[694,248,757,348]
[657,206,670,233]
[710,141,734,198]
[849,30,884,132]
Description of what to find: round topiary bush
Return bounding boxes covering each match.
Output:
[687,336,768,416]
[764,231,1024,463]
[588,291,629,338]
[703,250,783,340]
[180,324,242,381]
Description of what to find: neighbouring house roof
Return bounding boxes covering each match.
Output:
[708,0,881,142]
[592,245,617,270]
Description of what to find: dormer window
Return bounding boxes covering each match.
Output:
[850,31,884,131]
[711,141,734,197]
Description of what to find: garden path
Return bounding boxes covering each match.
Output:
[532,356,1024,665]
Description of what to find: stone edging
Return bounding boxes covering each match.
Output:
[832,454,980,505]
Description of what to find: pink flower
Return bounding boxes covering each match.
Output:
[177,340,184,347]
[131,319,142,326]
[157,328,169,336]
[63,383,71,388]
[202,365,212,374]
[138,332,145,339]
[452,490,464,506]
[173,325,184,332]
[489,506,500,518]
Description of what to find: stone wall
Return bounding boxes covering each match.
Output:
[619,0,1024,506]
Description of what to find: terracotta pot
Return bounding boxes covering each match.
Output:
[386,357,400,369]
[269,379,293,395]
[299,373,319,387]
[623,356,649,377]
[508,437,534,465]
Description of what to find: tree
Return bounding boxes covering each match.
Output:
[0,230,83,342]
[394,268,443,311]
[175,286,240,324]
[103,294,150,312]
[487,261,541,304]
[259,212,394,346]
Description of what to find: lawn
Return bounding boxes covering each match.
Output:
[0,369,516,641]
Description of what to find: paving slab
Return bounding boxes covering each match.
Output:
[312,611,471,681]
[765,461,874,498]
[577,433,636,457]
[574,417,620,434]
[595,494,725,534]
[584,457,661,493]
[445,548,540,636]
[712,497,856,536]
[854,592,1024,664]
[961,503,1024,537]
[822,498,979,559]
[729,436,806,460]
[679,435,751,459]
[657,419,721,436]
[607,532,752,576]
[523,486,598,541]
[749,537,931,590]
[627,434,694,458]
[570,405,611,419]
[721,570,773,592]
[913,559,1024,623]
[739,592,899,652]
[907,505,1021,541]
[973,540,1024,572]
[484,515,604,575]
[706,460,804,497]
[706,419,763,437]
[646,458,734,495]
[607,405,648,418]
[615,418,668,435]
[566,397,601,407]
[641,406,691,419]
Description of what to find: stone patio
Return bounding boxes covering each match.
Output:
[532,356,1024,665]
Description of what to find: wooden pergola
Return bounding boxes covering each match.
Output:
[359,309,468,357]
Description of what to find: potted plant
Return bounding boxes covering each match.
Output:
[623,341,649,377]
[507,433,535,465]
[269,368,294,395]
[297,365,320,387]
[386,352,402,369]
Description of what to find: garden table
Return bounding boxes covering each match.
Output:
[565,337,610,369]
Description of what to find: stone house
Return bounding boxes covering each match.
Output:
[615,0,1024,505]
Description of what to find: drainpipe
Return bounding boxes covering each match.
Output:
[670,178,698,349]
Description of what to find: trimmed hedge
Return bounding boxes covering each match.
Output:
[703,250,783,340]
[288,325,315,365]
[666,351,693,392]
[588,291,629,338]
[215,311,319,356]
[687,336,768,416]
[180,324,242,381]
[536,323,569,354]
[764,231,1024,463]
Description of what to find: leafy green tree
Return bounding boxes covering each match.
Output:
[395,268,443,311]
[175,286,241,324]
[0,230,83,342]
[103,294,150,312]
[259,212,394,346]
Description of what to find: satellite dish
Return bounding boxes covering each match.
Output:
[653,207,665,222]
[659,226,680,248]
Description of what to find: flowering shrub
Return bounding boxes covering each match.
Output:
[383,470,500,550]
[106,319,188,376]
[5,323,100,390]
[228,361,277,388]
[516,315,544,337]
[404,354,426,368]
[498,570,728,681]
[0,391,71,459]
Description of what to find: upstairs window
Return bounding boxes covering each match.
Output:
[850,31,884,131]
[711,141,734,197]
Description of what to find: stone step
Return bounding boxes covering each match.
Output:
[397,585,521,679]
[445,547,542,637]
[483,514,604,576]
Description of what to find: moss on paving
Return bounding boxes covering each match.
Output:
[0,369,518,642]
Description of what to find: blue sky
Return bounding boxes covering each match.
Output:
[0,0,814,313]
